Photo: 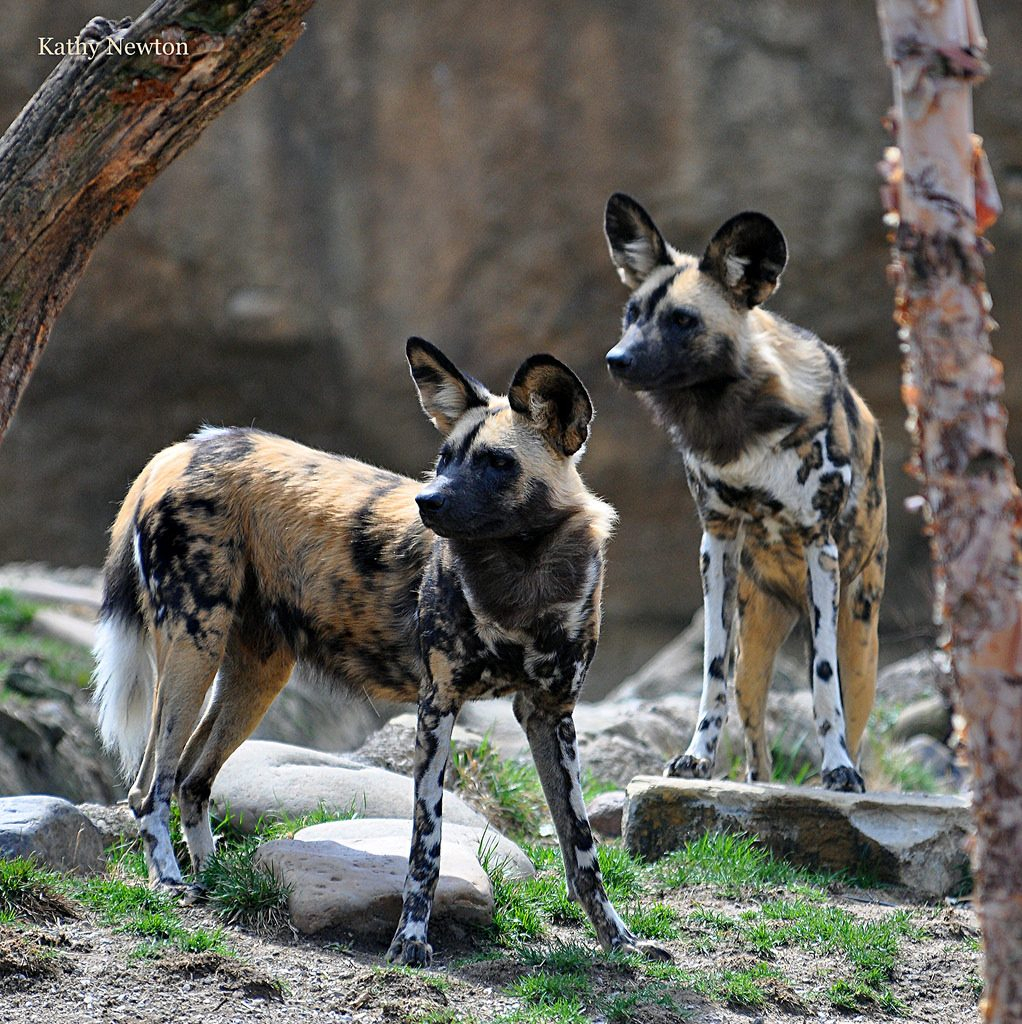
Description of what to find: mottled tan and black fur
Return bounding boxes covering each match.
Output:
[93,339,668,966]
[604,194,887,791]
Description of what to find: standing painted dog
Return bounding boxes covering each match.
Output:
[603,194,887,792]
[93,338,669,966]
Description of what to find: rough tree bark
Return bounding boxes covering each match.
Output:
[876,2,1022,1021]
[0,0,313,448]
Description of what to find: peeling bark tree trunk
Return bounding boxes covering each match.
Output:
[877,2,1022,1021]
[0,0,313,448]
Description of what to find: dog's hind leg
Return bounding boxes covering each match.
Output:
[514,694,671,961]
[387,690,458,967]
[175,632,294,875]
[836,550,884,765]
[129,628,224,888]
[733,579,798,782]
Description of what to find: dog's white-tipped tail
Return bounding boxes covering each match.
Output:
[92,613,154,782]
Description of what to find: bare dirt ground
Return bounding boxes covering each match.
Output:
[1,881,982,1024]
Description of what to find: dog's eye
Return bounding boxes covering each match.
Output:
[486,451,514,472]
[624,300,639,327]
[436,450,451,471]
[670,309,699,331]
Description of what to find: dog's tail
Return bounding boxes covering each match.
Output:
[92,502,155,782]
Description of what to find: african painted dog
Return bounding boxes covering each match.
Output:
[93,339,669,966]
[603,194,887,792]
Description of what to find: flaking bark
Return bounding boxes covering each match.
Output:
[0,0,313,448]
[876,2,1022,1021]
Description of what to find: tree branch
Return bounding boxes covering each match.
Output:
[0,0,314,447]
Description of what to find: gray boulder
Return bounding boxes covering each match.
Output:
[253,818,496,937]
[623,776,972,897]
[0,795,105,873]
[586,790,626,838]
[878,650,953,706]
[210,740,489,831]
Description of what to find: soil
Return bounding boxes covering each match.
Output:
[0,882,982,1024]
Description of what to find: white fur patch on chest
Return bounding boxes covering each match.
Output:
[687,428,851,529]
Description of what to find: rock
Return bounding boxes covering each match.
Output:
[890,695,952,743]
[253,818,494,937]
[623,776,972,897]
[0,796,105,873]
[30,608,97,649]
[298,818,534,882]
[577,734,663,788]
[607,609,806,702]
[878,650,953,706]
[586,791,626,838]
[458,692,820,788]
[210,740,489,832]
[897,736,957,782]
[0,698,122,804]
[0,567,102,609]
[252,667,391,755]
[77,801,138,849]
[352,712,485,778]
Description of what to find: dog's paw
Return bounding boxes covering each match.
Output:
[617,938,673,962]
[821,765,865,793]
[385,935,433,968]
[664,754,711,780]
[179,881,208,905]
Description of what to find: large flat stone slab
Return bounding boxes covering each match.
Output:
[623,776,972,897]
[0,795,105,873]
[254,818,494,937]
[211,740,489,832]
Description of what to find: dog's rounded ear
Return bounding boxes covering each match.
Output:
[508,354,594,457]
[604,192,673,290]
[406,338,490,435]
[699,212,787,309]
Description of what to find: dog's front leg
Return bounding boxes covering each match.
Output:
[386,691,458,967]
[806,533,864,793]
[666,525,743,779]
[514,694,671,961]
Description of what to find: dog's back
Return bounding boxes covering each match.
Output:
[95,425,428,776]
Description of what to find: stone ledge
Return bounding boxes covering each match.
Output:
[622,776,972,897]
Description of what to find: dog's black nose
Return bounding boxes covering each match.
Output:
[416,492,446,513]
[606,348,633,371]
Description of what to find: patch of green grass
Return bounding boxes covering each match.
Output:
[508,970,589,1007]
[0,590,36,631]
[248,799,365,841]
[596,846,643,903]
[735,897,918,1011]
[200,836,292,929]
[0,590,94,689]
[495,1000,587,1024]
[654,832,838,896]
[65,868,230,958]
[623,901,678,941]
[631,956,784,1009]
[727,725,816,786]
[0,857,76,922]
[877,746,940,794]
[452,734,547,842]
[603,984,690,1023]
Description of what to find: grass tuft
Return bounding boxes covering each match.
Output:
[0,857,77,923]
[201,837,292,929]
[451,734,547,842]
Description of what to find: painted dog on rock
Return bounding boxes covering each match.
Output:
[93,338,669,966]
[603,194,887,792]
